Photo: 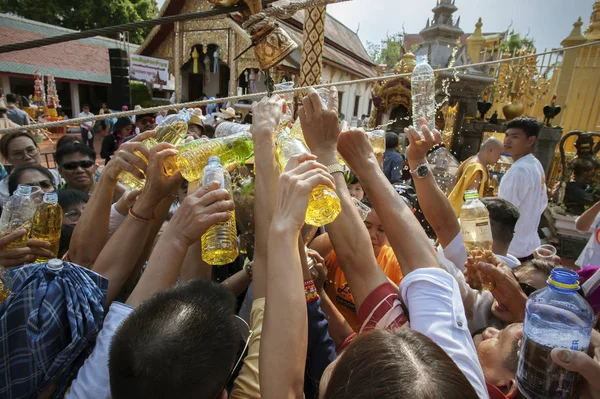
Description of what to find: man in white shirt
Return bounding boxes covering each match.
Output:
[78,104,95,149]
[575,200,600,268]
[155,109,167,125]
[498,117,547,261]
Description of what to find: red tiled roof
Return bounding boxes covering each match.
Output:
[0,25,110,80]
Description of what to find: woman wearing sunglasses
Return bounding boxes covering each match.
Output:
[0,131,61,206]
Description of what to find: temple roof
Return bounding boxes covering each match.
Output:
[0,13,138,84]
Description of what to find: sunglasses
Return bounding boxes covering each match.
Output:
[217,315,253,397]
[511,269,538,297]
[22,179,54,190]
[61,160,95,170]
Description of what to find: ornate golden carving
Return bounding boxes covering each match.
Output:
[182,30,230,66]
[372,52,416,112]
[298,6,326,89]
[253,24,297,70]
[185,17,230,32]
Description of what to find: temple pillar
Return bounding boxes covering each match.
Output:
[0,75,10,96]
[70,83,80,116]
[297,6,326,103]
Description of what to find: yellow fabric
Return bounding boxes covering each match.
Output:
[448,158,488,217]
[230,297,265,399]
[325,246,404,332]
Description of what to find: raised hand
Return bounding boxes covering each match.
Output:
[473,261,527,322]
[273,153,336,232]
[298,87,340,157]
[103,130,156,183]
[337,128,376,177]
[142,142,183,200]
[165,181,234,248]
[405,119,442,163]
[251,94,286,137]
[0,229,54,268]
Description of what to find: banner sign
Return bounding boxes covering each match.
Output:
[129,54,169,87]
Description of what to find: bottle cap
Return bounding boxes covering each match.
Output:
[15,185,33,195]
[207,156,221,164]
[47,259,64,270]
[416,55,428,64]
[547,268,579,291]
[464,190,479,199]
[43,192,58,204]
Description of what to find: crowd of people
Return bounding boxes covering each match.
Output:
[0,87,598,399]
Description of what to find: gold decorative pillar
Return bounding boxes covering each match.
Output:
[174,21,182,103]
[297,6,327,97]
[466,18,485,63]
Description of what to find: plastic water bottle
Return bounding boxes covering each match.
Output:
[120,109,192,190]
[0,185,37,249]
[516,268,594,399]
[201,156,239,265]
[30,192,62,262]
[411,56,436,134]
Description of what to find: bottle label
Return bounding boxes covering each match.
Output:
[516,332,584,398]
[460,217,492,243]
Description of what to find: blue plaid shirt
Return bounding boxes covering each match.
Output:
[0,262,108,399]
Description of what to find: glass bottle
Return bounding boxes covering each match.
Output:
[119,109,192,190]
[516,268,594,399]
[201,157,239,265]
[0,185,37,250]
[30,192,62,262]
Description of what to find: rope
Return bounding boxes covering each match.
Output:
[2,40,598,135]
[0,0,281,54]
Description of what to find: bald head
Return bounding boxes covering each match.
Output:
[479,137,503,166]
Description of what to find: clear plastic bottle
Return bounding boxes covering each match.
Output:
[367,130,386,155]
[168,132,254,182]
[163,138,208,176]
[460,190,494,290]
[214,121,251,138]
[30,192,62,262]
[201,157,239,265]
[119,109,192,190]
[0,185,37,249]
[516,268,594,399]
[411,56,436,134]
[275,130,341,226]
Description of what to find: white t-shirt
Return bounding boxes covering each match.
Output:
[496,253,521,269]
[576,213,600,268]
[400,268,489,398]
[66,302,134,399]
[155,114,165,125]
[78,111,95,130]
[498,154,548,258]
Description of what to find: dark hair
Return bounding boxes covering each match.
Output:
[55,135,81,151]
[109,280,240,399]
[481,197,520,246]
[324,329,479,399]
[385,132,399,149]
[203,124,216,139]
[82,104,90,109]
[0,131,37,158]
[5,93,17,103]
[57,189,89,210]
[503,336,520,375]
[515,259,555,279]
[506,117,542,138]
[113,117,133,136]
[8,165,55,195]
[55,143,96,166]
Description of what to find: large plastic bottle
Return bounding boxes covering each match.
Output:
[460,190,494,290]
[30,192,62,262]
[166,132,254,182]
[201,157,239,265]
[516,268,594,399]
[0,185,37,250]
[411,56,436,133]
[276,130,341,226]
[120,109,191,190]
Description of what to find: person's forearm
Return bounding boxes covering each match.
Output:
[70,172,117,268]
[261,224,306,399]
[407,156,460,248]
[576,201,600,231]
[358,158,439,275]
[179,240,212,282]
[253,133,279,299]
[316,287,354,348]
[126,235,188,307]
[222,269,252,296]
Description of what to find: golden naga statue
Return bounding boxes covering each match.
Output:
[372,52,416,112]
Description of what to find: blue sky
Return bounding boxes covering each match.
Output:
[157,0,596,55]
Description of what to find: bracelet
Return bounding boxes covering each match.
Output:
[128,206,154,222]
[304,279,319,303]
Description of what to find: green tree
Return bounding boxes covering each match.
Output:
[0,0,158,44]
[365,32,403,67]
[502,30,535,53]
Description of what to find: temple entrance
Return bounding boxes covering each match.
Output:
[389,105,410,134]
[181,44,230,102]
[237,68,267,96]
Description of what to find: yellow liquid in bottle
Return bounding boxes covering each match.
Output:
[368,131,386,155]
[119,121,188,189]
[0,186,37,250]
[3,221,32,250]
[30,196,62,262]
[200,157,239,265]
[275,132,341,226]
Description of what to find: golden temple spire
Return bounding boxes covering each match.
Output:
[562,17,586,46]
[584,0,600,41]
[466,18,485,62]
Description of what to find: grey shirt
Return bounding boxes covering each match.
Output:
[6,107,30,126]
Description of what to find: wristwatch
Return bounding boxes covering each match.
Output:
[409,163,430,179]
[327,163,344,175]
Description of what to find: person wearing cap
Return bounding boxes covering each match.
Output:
[101,117,132,165]
[188,108,207,139]
[216,107,236,125]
